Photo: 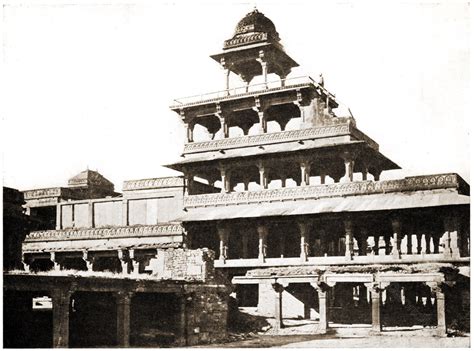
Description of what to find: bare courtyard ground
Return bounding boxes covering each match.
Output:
[195,310,470,348]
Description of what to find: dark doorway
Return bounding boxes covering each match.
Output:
[69,292,117,347]
[3,290,53,348]
[130,293,181,347]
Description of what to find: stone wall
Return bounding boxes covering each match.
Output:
[147,248,215,282]
[185,285,229,345]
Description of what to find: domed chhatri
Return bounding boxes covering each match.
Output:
[224,8,281,49]
[233,9,280,42]
[212,8,298,88]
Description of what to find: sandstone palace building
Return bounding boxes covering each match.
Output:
[3,9,470,348]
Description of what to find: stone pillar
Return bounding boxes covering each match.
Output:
[340,153,355,183]
[425,232,432,254]
[243,176,251,191]
[122,199,129,226]
[366,284,382,333]
[56,204,62,230]
[129,249,140,275]
[116,291,132,347]
[427,283,446,336]
[300,160,311,186]
[311,282,328,333]
[359,228,368,256]
[450,216,461,258]
[50,252,61,271]
[258,162,269,190]
[51,289,71,348]
[88,201,94,228]
[257,110,267,134]
[279,171,287,188]
[372,169,382,181]
[378,236,386,256]
[118,250,129,274]
[257,224,268,263]
[184,171,194,196]
[391,218,401,259]
[258,50,268,88]
[224,68,230,92]
[218,114,229,138]
[217,224,230,263]
[219,165,231,193]
[320,171,326,185]
[297,221,310,262]
[432,232,440,254]
[82,250,93,271]
[406,232,413,255]
[271,282,285,331]
[344,220,354,260]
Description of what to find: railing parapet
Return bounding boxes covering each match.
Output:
[184,174,464,208]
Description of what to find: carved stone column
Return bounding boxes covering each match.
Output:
[427,282,446,336]
[51,288,72,348]
[217,224,230,263]
[359,228,368,256]
[118,250,129,274]
[257,224,268,263]
[183,171,194,196]
[300,160,311,186]
[340,153,355,183]
[82,250,94,272]
[258,162,269,190]
[116,291,133,347]
[442,218,452,257]
[219,164,231,193]
[391,218,401,259]
[50,252,61,271]
[297,220,310,262]
[271,281,285,332]
[365,283,383,333]
[129,249,140,275]
[184,120,195,143]
[311,282,329,333]
[257,50,268,88]
[343,219,354,260]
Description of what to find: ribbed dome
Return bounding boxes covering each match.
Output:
[233,9,280,42]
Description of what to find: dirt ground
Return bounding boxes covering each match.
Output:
[196,333,470,348]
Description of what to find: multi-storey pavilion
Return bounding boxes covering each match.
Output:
[167,9,470,334]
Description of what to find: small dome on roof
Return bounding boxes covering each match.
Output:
[68,169,114,189]
[233,9,280,42]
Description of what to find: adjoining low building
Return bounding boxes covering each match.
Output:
[5,175,229,348]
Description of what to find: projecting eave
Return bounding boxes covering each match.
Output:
[165,140,400,173]
[179,189,469,222]
[210,42,299,70]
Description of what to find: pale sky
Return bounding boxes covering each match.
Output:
[2,0,471,191]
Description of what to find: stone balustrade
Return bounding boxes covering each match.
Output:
[123,177,184,191]
[184,173,465,208]
[183,123,378,154]
[170,76,317,109]
[24,223,184,242]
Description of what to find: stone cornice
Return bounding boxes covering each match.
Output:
[183,123,378,154]
[123,177,184,191]
[184,174,466,208]
[224,32,268,49]
[25,223,184,242]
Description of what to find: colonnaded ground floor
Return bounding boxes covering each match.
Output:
[229,263,470,336]
[3,272,229,348]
